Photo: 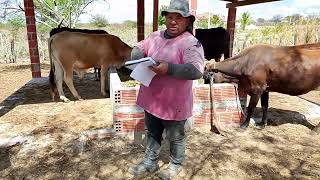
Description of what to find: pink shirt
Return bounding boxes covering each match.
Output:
[136,31,204,120]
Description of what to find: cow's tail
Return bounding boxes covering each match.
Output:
[48,37,56,101]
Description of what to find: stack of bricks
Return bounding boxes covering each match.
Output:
[192,83,246,129]
[24,0,41,78]
[112,88,145,136]
[110,67,247,138]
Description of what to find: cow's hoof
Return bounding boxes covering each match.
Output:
[60,96,70,103]
[240,123,249,129]
[311,126,320,134]
[255,123,266,130]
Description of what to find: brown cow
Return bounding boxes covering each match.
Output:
[205,43,320,132]
[49,27,109,81]
[48,31,132,102]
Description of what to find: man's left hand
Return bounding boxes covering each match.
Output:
[149,62,168,75]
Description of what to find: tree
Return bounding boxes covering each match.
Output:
[7,15,25,63]
[91,14,109,27]
[158,5,168,26]
[256,18,265,26]
[271,15,282,24]
[1,0,104,29]
[34,0,102,28]
[239,12,252,31]
[196,14,224,29]
[210,14,224,28]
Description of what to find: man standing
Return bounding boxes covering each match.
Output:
[128,0,205,179]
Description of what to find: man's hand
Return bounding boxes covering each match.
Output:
[149,62,168,75]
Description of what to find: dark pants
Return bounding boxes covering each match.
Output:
[143,111,186,166]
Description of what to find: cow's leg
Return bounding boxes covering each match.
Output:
[64,69,82,100]
[94,67,101,81]
[240,94,260,129]
[53,61,70,102]
[312,123,320,134]
[100,66,108,97]
[74,68,85,80]
[256,91,269,129]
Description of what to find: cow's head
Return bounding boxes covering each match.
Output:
[204,61,238,84]
[204,71,235,83]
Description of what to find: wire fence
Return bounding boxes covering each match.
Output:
[0,23,319,64]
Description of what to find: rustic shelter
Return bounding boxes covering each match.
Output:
[23,0,281,78]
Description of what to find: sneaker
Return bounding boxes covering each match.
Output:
[158,162,182,180]
[128,161,159,176]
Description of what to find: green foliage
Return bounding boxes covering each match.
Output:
[197,17,207,29]
[158,5,168,26]
[7,15,25,30]
[261,27,273,37]
[0,23,6,29]
[197,14,225,29]
[7,15,25,39]
[239,12,252,31]
[274,22,286,34]
[91,14,109,27]
[33,0,99,28]
[122,20,136,28]
[37,23,52,33]
[210,14,225,28]
[271,15,282,24]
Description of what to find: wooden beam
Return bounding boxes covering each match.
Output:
[153,0,158,32]
[137,0,145,41]
[227,7,236,57]
[226,0,281,8]
[190,0,197,34]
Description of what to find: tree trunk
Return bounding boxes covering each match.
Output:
[10,39,16,63]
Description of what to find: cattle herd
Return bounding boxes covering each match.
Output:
[47,26,320,132]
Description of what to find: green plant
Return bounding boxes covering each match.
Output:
[122,20,136,28]
[239,12,252,31]
[210,14,224,28]
[7,15,25,32]
[197,16,208,28]
[158,5,168,26]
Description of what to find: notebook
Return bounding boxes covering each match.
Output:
[125,57,158,87]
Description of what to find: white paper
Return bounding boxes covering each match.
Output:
[125,57,157,70]
[130,60,157,87]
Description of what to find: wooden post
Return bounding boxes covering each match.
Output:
[227,7,237,57]
[153,0,159,32]
[24,0,41,78]
[190,0,197,34]
[137,0,145,41]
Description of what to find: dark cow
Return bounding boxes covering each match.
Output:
[195,27,230,62]
[49,27,108,81]
[48,31,132,102]
[195,27,230,84]
[205,43,320,132]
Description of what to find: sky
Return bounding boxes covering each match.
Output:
[79,0,320,23]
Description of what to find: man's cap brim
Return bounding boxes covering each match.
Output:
[161,10,195,22]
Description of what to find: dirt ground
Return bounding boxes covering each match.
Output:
[1,62,320,179]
